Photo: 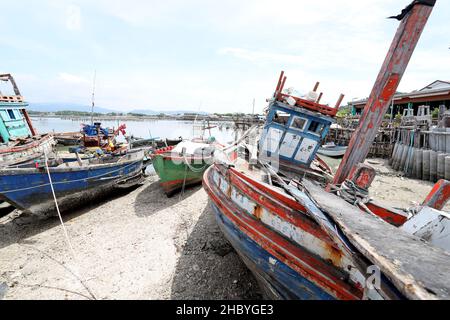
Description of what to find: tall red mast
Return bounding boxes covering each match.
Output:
[333,0,436,185]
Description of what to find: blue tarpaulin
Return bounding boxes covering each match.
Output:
[82,124,109,137]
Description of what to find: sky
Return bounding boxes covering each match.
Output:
[0,0,449,113]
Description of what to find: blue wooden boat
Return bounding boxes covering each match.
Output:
[0,149,144,216]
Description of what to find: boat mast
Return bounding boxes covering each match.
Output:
[90,70,97,125]
[333,0,436,185]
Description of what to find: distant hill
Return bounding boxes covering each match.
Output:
[129,109,209,116]
[28,103,117,114]
[29,103,209,116]
[128,109,159,115]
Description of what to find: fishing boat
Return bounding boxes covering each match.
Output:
[151,139,216,196]
[204,1,450,300]
[318,143,348,158]
[81,122,127,150]
[129,136,183,149]
[0,149,145,216]
[53,131,82,146]
[0,73,56,167]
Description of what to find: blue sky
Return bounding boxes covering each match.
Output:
[1,0,449,113]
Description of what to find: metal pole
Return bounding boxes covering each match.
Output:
[90,70,97,125]
[333,0,436,185]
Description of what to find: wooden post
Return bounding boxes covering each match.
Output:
[333,1,436,185]
[335,94,345,109]
[21,109,38,136]
[313,82,320,92]
[274,71,284,98]
[316,92,323,104]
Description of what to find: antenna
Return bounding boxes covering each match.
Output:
[90,70,97,125]
[252,98,256,115]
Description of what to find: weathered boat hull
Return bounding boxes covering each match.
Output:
[130,138,182,149]
[54,132,82,146]
[211,203,334,299]
[0,135,56,167]
[152,153,211,196]
[203,164,365,300]
[0,150,144,216]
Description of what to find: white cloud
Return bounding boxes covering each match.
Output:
[58,73,90,85]
[5,0,449,114]
[66,4,82,31]
[218,48,304,66]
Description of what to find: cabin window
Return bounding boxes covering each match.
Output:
[308,121,324,135]
[7,109,16,120]
[272,110,290,126]
[290,116,307,131]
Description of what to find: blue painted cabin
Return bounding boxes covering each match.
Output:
[0,103,33,143]
[0,74,33,143]
[260,100,335,168]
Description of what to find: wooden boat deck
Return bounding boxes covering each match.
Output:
[303,179,450,300]
[232,158,296,201]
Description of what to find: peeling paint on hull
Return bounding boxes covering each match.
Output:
[212,203,335,300]
[203,164,366,300]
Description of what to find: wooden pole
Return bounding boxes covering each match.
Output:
[333,1,436,185]
[316,92,323,104]
[313,82,320,92]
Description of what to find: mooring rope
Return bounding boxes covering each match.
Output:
[182,153,209,173]
[44,153,97,300]
[179,163,189,200]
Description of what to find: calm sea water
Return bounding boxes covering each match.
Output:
[31,117,237,145]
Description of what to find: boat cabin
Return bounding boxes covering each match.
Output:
[0,74,36,143]
[260,72,342,168]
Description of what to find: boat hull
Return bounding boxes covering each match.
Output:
[0,135,56,167]
[203,164,365,300]
[0,151,144,216]
[317,146,348,158]
[54,132,82,146]
[152,153,211,196]
[211,202,334,300]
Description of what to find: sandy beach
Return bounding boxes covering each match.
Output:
[0,159,445,300]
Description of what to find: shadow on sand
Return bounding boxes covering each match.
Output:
[170,202,262,300]
[134,180,203,218]
[0,185,141,250]
[0,202,15,218]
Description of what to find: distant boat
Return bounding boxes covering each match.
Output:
[53,131,82,146]
[318,143,347,158]
[129,136,182,149]
[0,149,145,217]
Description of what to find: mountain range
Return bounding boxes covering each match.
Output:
[28,102,209,115]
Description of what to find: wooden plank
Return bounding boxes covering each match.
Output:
[302,179,450,300]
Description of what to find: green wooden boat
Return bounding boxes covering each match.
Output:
[151,140,216,196]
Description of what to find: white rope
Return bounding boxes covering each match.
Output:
[44,153,97,300]
[182,153,209,173]
[179,164,189,201]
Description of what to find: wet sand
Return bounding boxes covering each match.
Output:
[0,175,261,300]
[0,160,444,300]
